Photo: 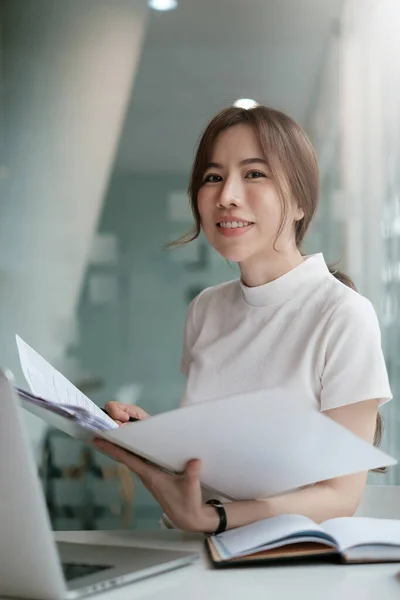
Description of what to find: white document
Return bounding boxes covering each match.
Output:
[99,391,397,500]
[16,335,117,431]
[15,335,397,501]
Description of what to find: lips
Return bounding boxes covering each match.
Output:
[217,222,254,237]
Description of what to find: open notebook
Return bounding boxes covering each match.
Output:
[13,335,396,501]
[207,514,400,565]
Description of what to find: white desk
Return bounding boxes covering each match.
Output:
[55,529,400,600]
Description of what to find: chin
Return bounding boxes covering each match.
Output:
[215,247,252,263]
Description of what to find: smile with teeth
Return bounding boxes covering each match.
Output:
[218,221,253,228]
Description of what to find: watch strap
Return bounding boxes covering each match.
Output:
[205,499,227,535]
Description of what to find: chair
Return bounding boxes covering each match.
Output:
[355,485,400,519]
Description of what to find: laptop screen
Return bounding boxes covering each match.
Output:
[62,562,112,582]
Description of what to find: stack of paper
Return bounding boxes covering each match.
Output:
[16,335,117,432]
[15,387,116,432]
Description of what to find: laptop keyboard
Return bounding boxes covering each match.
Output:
[62,562,111,582]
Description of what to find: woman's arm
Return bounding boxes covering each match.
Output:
[200,398,380,532]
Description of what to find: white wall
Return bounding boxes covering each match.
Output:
[0,0,148,458]
[307,0,400,483]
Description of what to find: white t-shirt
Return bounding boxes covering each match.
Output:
[180,253,392,411]
[159,253,392,526]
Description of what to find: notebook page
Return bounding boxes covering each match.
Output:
[212,514,324,559]
[16,335,117,429]
[322,517,400,552]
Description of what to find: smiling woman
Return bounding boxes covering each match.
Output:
[100,104,392,535]
[196,123,304,272]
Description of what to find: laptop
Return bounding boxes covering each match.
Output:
[0,369,199,600]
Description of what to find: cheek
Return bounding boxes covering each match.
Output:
[197,191,213,223]
[196,192,204,216]
[250,189,282,223]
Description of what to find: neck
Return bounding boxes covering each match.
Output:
[239,247,305,288]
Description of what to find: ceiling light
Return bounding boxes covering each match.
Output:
[148,0,178,11]
[234,98,258,109]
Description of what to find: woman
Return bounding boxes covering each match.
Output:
[94,105,392,534]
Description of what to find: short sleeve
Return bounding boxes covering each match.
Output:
[320,296,392,411]
[180,297,198,377]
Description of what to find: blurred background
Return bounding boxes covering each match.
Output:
[1,0,399,531]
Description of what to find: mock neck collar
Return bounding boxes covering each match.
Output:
[239,253,330,307]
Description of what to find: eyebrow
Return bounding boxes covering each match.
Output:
[205,158,268,169]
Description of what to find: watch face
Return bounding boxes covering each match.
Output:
[207,499,222,507]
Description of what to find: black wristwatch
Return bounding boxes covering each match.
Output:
[205,499,227,535]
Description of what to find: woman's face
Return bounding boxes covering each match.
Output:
[197,124,302,265]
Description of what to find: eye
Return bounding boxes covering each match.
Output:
[246,170,266,179]
[203,173,223,184]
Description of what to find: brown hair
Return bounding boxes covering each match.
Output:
[171,104,384,453]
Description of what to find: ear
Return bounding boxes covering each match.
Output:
[293,206,304,221]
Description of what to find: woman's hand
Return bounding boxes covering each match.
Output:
[92,439,218,533]
[104,401,150,426]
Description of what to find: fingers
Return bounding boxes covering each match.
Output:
[125,404,150,420]
[93,439,154,480]
[104,402,150,424]
[93,438,127,460]
[104,402,129,423]
[184,459,202,482]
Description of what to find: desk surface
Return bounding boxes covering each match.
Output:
[54,529,400,600]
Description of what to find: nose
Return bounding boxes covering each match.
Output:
[217,176,242,209]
